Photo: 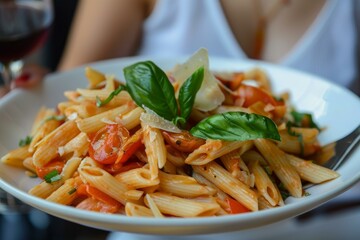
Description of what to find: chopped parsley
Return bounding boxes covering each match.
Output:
[68,188,77,195]
[19,136,32,147]
[290,111,320,131]
[44,170,62,183]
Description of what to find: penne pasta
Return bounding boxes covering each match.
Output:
[32,120,80,167]
[46,178,78,205]
[193,162,258,211]
[144,194,164,218]
[85,66,106,88]
[158,171,216,198]
[142,123,167,180]
[115,168,159,188]
[125,202,154,217]
[248,159,280,206]
[285,153,340,183]
[76,104,135,133]
[1,146,31,168]
[254,139,302,198]
[78,165,134,205]
[1,55,340,218]
[28,157,81,198]
[185,140,251,165]
[146,192,220,217]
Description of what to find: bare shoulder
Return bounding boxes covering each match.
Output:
[75,0,149,17]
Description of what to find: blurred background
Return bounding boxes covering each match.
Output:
[1,0,360,239]
[0,0,109,239]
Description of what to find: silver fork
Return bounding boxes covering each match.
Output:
[303,124,360,190]
[324,124,360,171]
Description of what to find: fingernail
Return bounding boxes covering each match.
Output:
[15,73,31,82]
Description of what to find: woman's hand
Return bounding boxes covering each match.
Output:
[12,64,49,89]
[0,64,49,97]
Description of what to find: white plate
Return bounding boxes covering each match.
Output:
[1,56,360,235]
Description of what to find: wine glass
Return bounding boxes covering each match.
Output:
[0,0,53,91]
[0,0,52,213]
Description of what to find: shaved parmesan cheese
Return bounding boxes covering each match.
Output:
[140,106,181,133]
[149,131,157,142]
[67,112,78,121]
[173,48,225,111]
[58,147,65,156]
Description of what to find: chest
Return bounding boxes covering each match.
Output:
[220,0,326,62]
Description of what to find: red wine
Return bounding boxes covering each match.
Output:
[0,4,51,63]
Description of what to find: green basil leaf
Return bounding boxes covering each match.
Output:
[290,111,320,131]
[286,121,305,156]
[96,85,127,107]
[190,112,281,141]
[178,66,204,122]
[124,61,178,121]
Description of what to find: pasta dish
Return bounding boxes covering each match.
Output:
[1,49,339,217]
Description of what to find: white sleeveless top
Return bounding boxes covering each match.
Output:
[137,0,358,91]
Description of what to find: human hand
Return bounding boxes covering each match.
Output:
[0,64,49,98]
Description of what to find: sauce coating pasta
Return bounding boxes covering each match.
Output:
[1,50,339,217]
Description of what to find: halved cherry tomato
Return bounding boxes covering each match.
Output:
[226,197,250,214]
[76,197,119,213]
[104,161,144,175]
[162,130,205,153]
[88,124,129,164]
[77,184,121,207]
[76,183,121,213]
[116,129,143,164]
[36,160,64,179]
[216,72,245,91]
[236,84,284,108]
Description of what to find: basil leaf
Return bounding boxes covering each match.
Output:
[96,85,127,107]
[286,121,304,156]
[290,111,320,131]
[190,112,281,141]
[124,61,178,121]
[178,66,204,123]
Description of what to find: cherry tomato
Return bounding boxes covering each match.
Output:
[162,130,205,153]
[116,129,143,164]
[104,161,144,175]
[226,197,250,214]
[237,84,284,108]
[76,197,119,213]
[76,184,121,213]
[89,124,129,164]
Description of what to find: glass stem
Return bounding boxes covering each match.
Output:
[1,62,14,91]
